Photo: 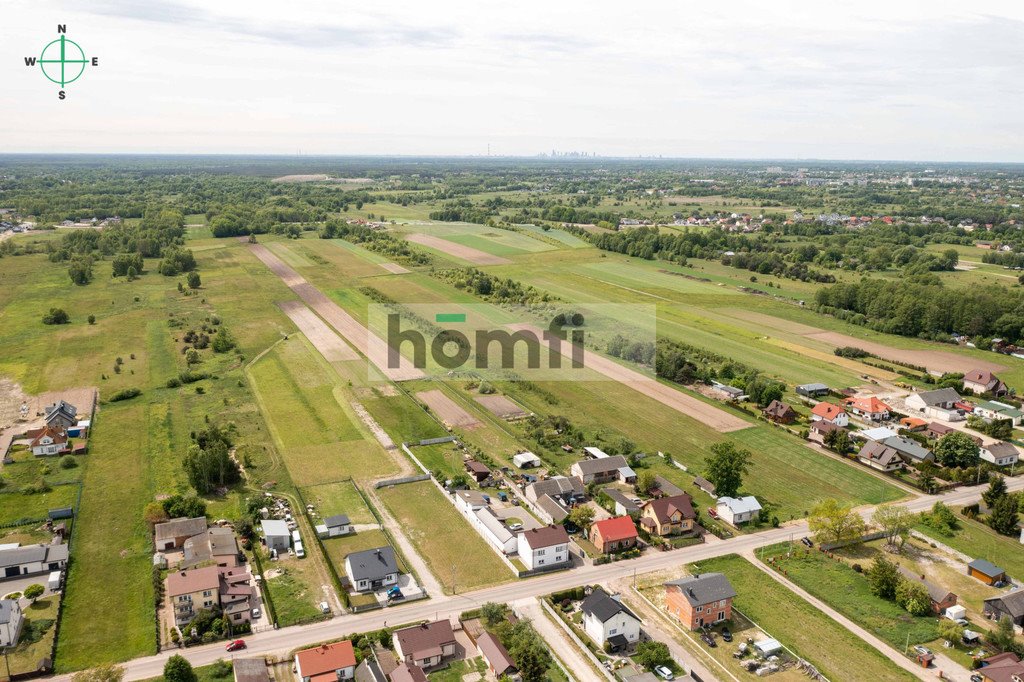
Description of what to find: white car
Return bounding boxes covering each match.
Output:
[507,523,524,532]
[250,607,261,619]
[319,601,330,614]
[654,666,674,680]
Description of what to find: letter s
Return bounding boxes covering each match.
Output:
[58,90,66,100]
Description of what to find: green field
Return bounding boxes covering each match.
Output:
[301,480,376,524]
[376,481,512,593]
[686,555,918,682]
[915,510,1024,580]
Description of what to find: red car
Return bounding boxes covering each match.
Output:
[225,639,246,652]
[707,507,719,519]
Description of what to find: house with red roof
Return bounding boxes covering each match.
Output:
[810,402,849,427]
[296,641,356,682]
[30,426,69,457]
[843,396,891,422]
[589,516,638,554]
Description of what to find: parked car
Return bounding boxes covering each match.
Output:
[226,639,246,652]
[707,507,719,519]
[507,523,524,532]
[654,665,674,680]
[387,586,403,601]
[250,607,261,619]
[700,632,716,647]
[971,675,983,682]
[913,646,932,656]
[319,601,330,614]
[801,537,813,548]
[721,628,733,642]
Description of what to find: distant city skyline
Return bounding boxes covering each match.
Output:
[3,0,1024,161]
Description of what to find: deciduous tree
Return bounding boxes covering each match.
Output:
[703,442,752,498]
[808,498,866,546]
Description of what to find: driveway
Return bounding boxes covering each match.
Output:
[0,573,58,599]
[492,505,542,530]
[516,598,612,681]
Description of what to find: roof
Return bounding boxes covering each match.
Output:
[618,466,637,479]
[183,527,240,565]
[0,599,18,625]
[653,476,684,497]
[926,422,954,435]
[664,572,737,607]
[573,455,630,476]
[512,451,540,466]
[881,436,933,462]
[754,639,783,655]
[763,400,796,418]
[261,519,290,537]
[985,588,1024,618]
[693,475,716,493]
[233,658,271,682]
[166,565,220,597]
[858,441,902,467]
[155,517,208,542]
[900,417,927,428]
[581,587,640,624]
[454,490,488,507]
[898,567,955,604]
[964,369,1000,386]
[797,383,829,392]
[913,388,962,406]
[528,476,584,499]
[811,403,846,420]
[591,516,638,543]
[604,488,640,512]
[583,446,609,458]
[985,441,1019,457]
[642,494,696,524]
[810,420,841,434]
[535,494,569,522]
[717,496,762,514]
[977,653,1024,682]
[475,508,513,544]
[388,664,428,682]
[324,514,351,528]
[844,396,891,413]
[394,620,456,660]
[465,460,490,475]
[346,546,399,582]
[519,524,569,549]
[0,543,69,570]
[476,632,516,674]
[296,641,357,676]
[29,425,67,448]
[45,400,77,422]
[969,558,1006,577]
[860,426,898,442]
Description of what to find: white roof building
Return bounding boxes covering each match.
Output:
[512,452,541,468]
[583,446,609,459]
[716,496,762,526]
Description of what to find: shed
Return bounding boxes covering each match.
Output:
[796,383,830,398]
[513,452,541,468]
[47,508,74,520]
[944,604,966,621]
[754,639,782,658]
[261,519,291,552]
[968,559,1007,585]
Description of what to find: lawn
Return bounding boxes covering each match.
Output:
[0,485,79,526]
[427,657,488,681]
[914,510,1024,580]
[264,558,325,627]
[5,596,59,678]
[322,529,406,576]
[757,542,939,650]
[301,480,376,524]
[376,481,512,593]
[686,554,918,682]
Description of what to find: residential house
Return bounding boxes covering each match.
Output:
[393,620,458,669]
[795,383,830,398]
[974,401,1024,426]
[881,436,934,465]
[296,641,357,682]
[182,527,242,569]
[0,599,23,647]
[232,658,270,682]
[604,489,640,517]
[856,441,903,472]
[808,420,843,445]
[981,442,1020,466]
[525,476,584,506]
[897,567,958,614]
[975,652,1024,682]
[984,589,1024,627]
[454,490,489,516]
[904,388,964,421]
[44,400,78,429]
[639,494,696,536]
[345,547,399,594]
[900,417,927,431]
[0,543,68,581]
[843,396,891,421]
[858,426,899,442]
[964,369,1009,397]
[388,663,428,682]
[580,587,642,651]
[464,460,491,483]
[154,517,207,551]
[261,520,291,553]
[651,476,684,498]
[589,516,638,554]
[715,496,762,526]
[30,426,68,457]
[664,573,736,630]
[476,631,516,678]
[472,508,517,555]
[517,525,570,570]
[512,452,541,468]
[925,422,956,441]
[968,559,1007,585]
[166,565,221,627]
[810,403,849,427]
[316,515,354,539]
[570,455,635,485]
[762,400,797,424]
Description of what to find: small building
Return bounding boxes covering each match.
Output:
[581,587,642,651]
[317,514,354,538]
[583,446,609,459]
[795,383,830,398]
[808,420,843,445]
[570,455,634,485]
[880,435,934,465]
[589,516,638,554]
[858,426,899,442]
[984,588,1024,627]
[232,658,270,682]
[525,476,585,506]
[534,494,569,524]
[968,559,1007,585]
[712,383,746,402]
[924,422,955,441]
[693,476,716,497]
[664,572,736,630]
[639,494,696,536]
[44,400,78,429]
[512,452,541,468]
[981,442,1019,467]
[182,527,242,569]
[898,567,958,614]
[604,488,640,516]
[904,388,964,420]
[651,476,684,498]
[464,460,491,482]
[296,641,357,682]
[856,441,903,472]
[843,396,891,422]
[454,490,489,515]
[754,639,783,658]
[476,631,516,678]
[517,525,571,570]
[810,403,849,427]
[473,508,517,555]
[345,546,399,594]
[715,496,762,526]
[260,519,291,553]
[974,401,1024,426]
[389,663,428,682]
[900,417,927,431]
[0,599,23,648]
[762,400,797,424]
[30,426,69,457]
[0,543,69,581]
[964,369,1008,397]
[393,620,458,669]
[154,517,207,552]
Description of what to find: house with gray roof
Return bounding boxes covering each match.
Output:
[0,543,69,581]
[881,435,934,464]
[44,400,78,429]
[857,441,903,472]
[345,546,399,593]
[570,455,635,484]
[525,476,584,505]
[317,514,354,538]
[581,587,641,651]
[664,573,737,629]
[981,441,1019,467]
[984,588,1024,627]
[604,488,640,516]
[154,517,208,551]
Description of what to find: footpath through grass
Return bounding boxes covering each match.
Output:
[690,554,918,682]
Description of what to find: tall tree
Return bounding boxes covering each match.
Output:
[703,442,752,498]
[982,474,1008,508]
[987,494,1020,536]
[872,505,914,552]
[808,498,866,545]
[866,555,901,600]
[934,432,980,468]
[163,656,198,682]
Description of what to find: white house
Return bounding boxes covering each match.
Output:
[344,546,399,594]
[316,514,354,538]
[716,496,762,526]
[473,508,517,555]
[974,401,1024,426]
[30,426,69,457]
[581,587,642,651]
[904,388,964,421]
[517,525,570,570]
[0,543,69,580]
[260,520,290,553]
[981,442,1020,467]
[512,452,541,468]
[454,490,489,516]
[0,599,23,647]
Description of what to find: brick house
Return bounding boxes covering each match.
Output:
[589,516,638,554]
[664,573,736,630]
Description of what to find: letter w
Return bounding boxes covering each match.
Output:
[25,57,37,66]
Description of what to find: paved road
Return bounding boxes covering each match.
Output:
[57,478,1022,681]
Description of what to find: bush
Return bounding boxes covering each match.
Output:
[108,387,142,402]
[42,308,70,325]
[87,314,96,325]
[60,455,78,470]
[166,377,182,388]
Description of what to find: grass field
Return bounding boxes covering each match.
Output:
[376,481,512,593]
[914,509,1024,579]
[264,558,325,627]
[321,529,406,576]
[301,480,376,524]
[683,555,918,681]
[757,542,939,650]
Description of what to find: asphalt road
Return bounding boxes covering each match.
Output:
[56,478,1022,681]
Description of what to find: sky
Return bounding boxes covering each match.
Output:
[1,0,1023,161]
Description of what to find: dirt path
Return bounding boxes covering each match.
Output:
[350,402,396,450]
[405,233,511,265]
[507,323,751,432]
[277,301,359,361]
[362,484,444,596]
[517,598,613,681]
